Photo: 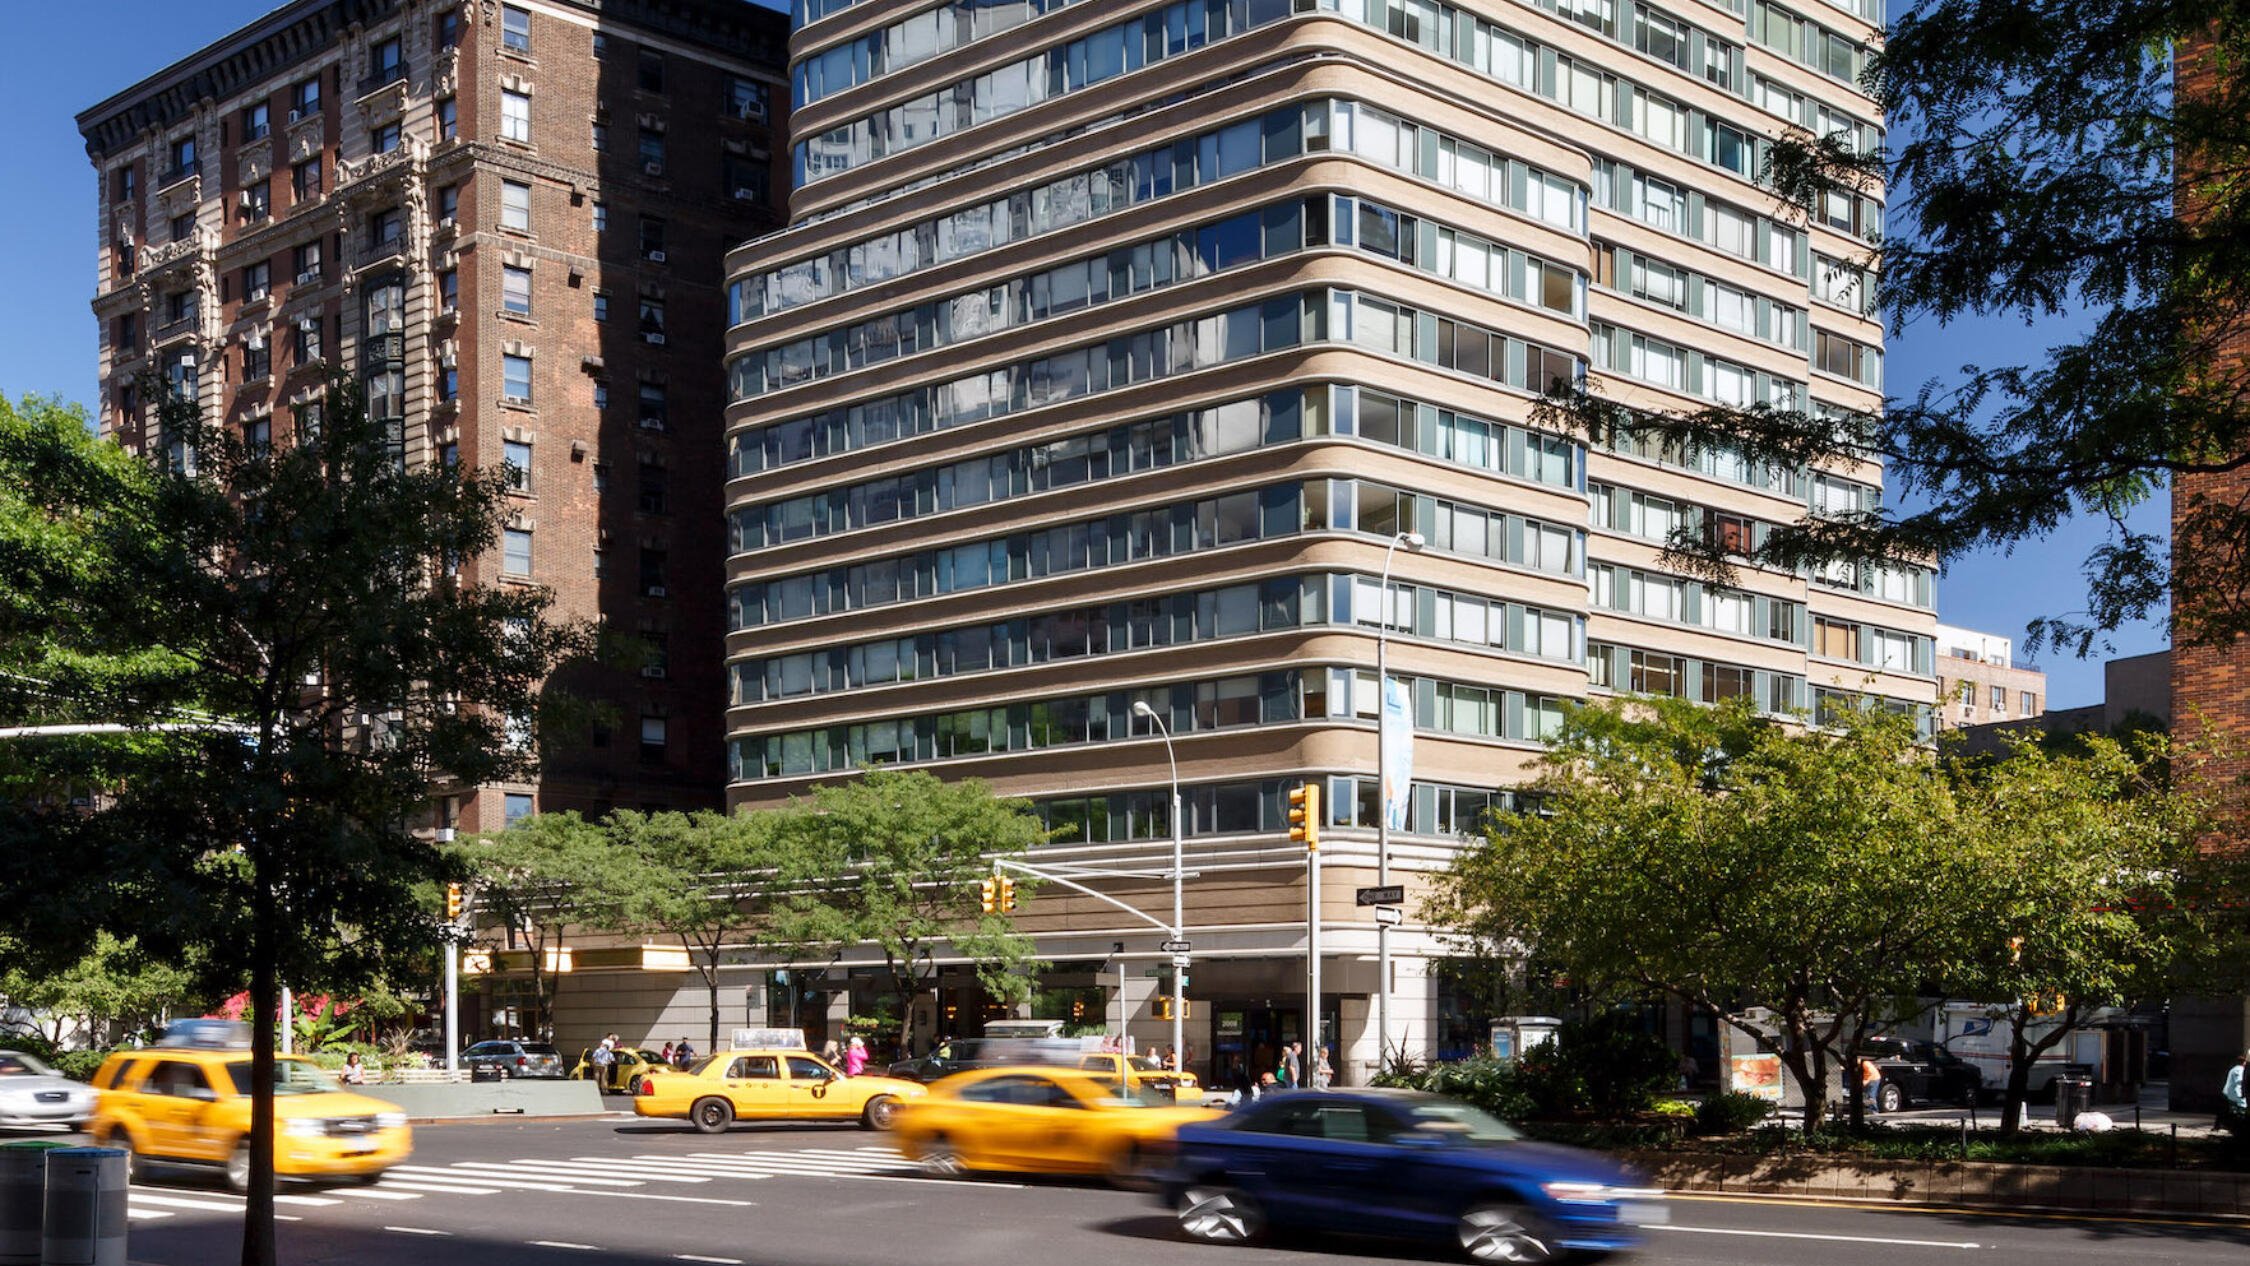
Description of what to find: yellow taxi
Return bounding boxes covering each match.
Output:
[87,1029,410,1191]
[570,1045,670,1094]
[888,1066,1221,1183]
[1074,1052,1209,1103]
[634,1048,925,1133]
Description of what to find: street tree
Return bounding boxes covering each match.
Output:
[0,932,201,1049]
[0,379,589,1266]
[1948,732,2224,1134]
[776,769,1048,1047]
[453,811,628,1041]
[1427,698,1974,1129]
[1535,1,2250,658]
[608,808,831,1052]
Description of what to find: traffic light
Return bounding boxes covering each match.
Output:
[997,875,1017,913]
[1154,997,1173,1021]
[979,877,999,915]
[445,882,463,921]
[1287,782,1321,849]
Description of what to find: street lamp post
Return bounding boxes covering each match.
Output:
[1132,700,1186,1073]
[1374,530,1425,1072]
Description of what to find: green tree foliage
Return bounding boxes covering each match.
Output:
[606,808,831,1052]
[0,932,200,1048]
[1428,698,1974,1129]
[1,380,589,1265]
[1539,1,2250,655]
[774,769,1048,1044]
[1948,731,2227,1134]
[452,811,630,1042]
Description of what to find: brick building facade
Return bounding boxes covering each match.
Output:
[78,0,786,833]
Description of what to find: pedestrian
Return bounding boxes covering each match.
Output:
[1253,1071,1277,1099]
[843,1036,868,1077]
[340,1052,367,1085]
[819,1038,841,1065]
[1860,1055,1883,1114]
[1315,1046,1334,1089]
[660,1041,675,1066]
[2221,1048,2247,1128]
[1280,1041,1302,1089]
[591,1039,617,1084]
[673,1038,696,1069]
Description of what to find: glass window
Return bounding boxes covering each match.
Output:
[503,354,533,401]
[503,439,532,490]
[504,793,533,825]
[503,265,532,314]
[503,527,532,574]
[502,90,531,143]
[502,5,531,52]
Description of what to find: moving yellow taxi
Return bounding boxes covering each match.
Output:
[634,1048,925,1132]
[87,1046,410,1190]
[888,1066,1220,1182]
[1074,1052,1209,1103]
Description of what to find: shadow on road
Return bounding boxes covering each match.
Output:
[1094,1215,1458,1262]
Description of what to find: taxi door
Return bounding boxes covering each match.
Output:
[781,1055,847,1119]
[996,1074,1098,1170]
[719,1055,788,1119]
[141,1061,228,1160]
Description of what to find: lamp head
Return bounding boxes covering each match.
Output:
[1402,531,1427,550]
[1131,700,1156,719]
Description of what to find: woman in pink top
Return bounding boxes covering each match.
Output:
[842,1036,868,1077]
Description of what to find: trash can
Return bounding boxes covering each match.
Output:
[40,1147,126,1266]
[2053,1077,2095,1129]
[0,1142,70,1266]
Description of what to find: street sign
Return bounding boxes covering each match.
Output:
[1170,954,1191,970]
[1373,905,1404,926]
[1356,885,1405,906]
[1160,939,1192,953]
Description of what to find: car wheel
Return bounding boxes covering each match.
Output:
[918,1135,967,1177]
[1178,1184,1262,1244]
[1456,1201,1557,1264]
[1879,1084,1904,1113]
[690,1097,735,1135]
[225,1142,252,1194]
[627,1075,645,1096]
[861,1095,900,1130]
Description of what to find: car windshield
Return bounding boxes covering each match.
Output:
[226,1060,337,1097]
[688,1055,727,1076]
[1404,1100,1522,1143]
[522,1045,561,1058]
[1088,1082,1176,1108]
[0,1053,58,1077]
[1126,1056,1168,1072]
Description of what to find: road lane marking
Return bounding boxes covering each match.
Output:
[486,1159,710,1183]
[372,1178,512,1195]
[125,1209,173,1221]
[272,1194,341,1206]
[1664,1191,2250,1231]
[530,1242,600,1251]
[385,1226,452,1237]
[322,1187,421,1200]
[1650,1225,1981,1249]
[445,1161,650,1186]
[386,1169,597,1193]
[129,1192,247,1212]
[675,1256,743,1264]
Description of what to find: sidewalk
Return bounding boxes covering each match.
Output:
[1856,1081,2230,1139]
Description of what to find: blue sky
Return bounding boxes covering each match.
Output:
[0,1,2166,707]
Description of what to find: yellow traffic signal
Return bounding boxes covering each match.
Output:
[979,877,999,915]
[997,875,1017,913]
[445,883,463,921]
[1287,782,1321,849]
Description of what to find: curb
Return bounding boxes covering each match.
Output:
[1626,1149,2250,1219]
[408,1111,638,1126]
[1664,1186,2250,1225]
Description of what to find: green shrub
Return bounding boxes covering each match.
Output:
[1513,1014,1676,1118]
[1692,1090,1777,1136]
[49,1049,112,1082]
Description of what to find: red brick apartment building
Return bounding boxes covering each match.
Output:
[77,0,787,832]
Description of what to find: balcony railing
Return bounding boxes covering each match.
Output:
[357,236,407,268]
[336,140,420,195]
[152,313,199,344]
[157,162,198,189]
[138,236,203,274]
[357,63,409,97]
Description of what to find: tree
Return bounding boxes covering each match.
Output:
[0,932,200,1048]
[1427,698,1974,1130]
[1533,1,2250,658]
[607,808,828,1052]
[0,379,589,1265]
[453,811,627,1042]
[1949,731,2225,1133]
[775,769,1047,1047]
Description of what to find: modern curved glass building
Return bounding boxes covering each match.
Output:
[723,0,1930,1085]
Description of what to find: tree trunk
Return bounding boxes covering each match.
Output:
[241,879,277,1266]
[698,941,721,1055]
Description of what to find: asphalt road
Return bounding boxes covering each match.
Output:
[74,1111,2250,1266]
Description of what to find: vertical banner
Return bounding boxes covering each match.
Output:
[1380,675,1414,830]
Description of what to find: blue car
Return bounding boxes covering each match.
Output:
[1161,1089,1663,1262]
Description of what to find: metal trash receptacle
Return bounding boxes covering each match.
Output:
[40,1148,126,1266]
[0,1142,70,1266]
[2053,1077,2095,1129]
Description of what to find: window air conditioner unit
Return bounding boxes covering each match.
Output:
[645,250,666,263]
[237,190,257,209]
[296,269,320,284]
[637,417,665,431]
[288,108,304,124]
[641,666,667,679]
[642,161,664,176]
[646,585,667,597]
[644,332,666,345]
[733,187,758,201]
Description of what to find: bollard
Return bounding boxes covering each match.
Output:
[1,1143,69,1266]
[39,1149,125,1266]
